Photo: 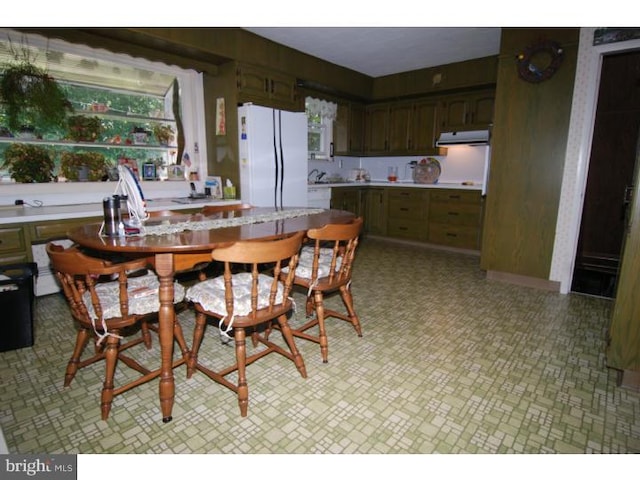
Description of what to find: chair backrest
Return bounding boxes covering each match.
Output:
[209,231,305,319]
[201,203,252,218]
[303,217,363,287]
[46,243,150,326]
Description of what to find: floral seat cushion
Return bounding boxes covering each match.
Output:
[285,246,342,279]
[185,272,285,317]
[84,272,186,320]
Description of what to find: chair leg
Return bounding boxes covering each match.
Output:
[339,285,362,337]
[64,328,91,387]
[277,314,308,378]
[141,320,152,349]
[312,291,330,363]
[173,315,190,363]
[100,333,120,421]
[187,311,207,379]
[234,327,249,417]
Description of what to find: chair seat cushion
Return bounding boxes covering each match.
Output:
[285,246,342,280]
[84,272,185,320]
[185,272,284,317]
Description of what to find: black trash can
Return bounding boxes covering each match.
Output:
[0,263,38,352]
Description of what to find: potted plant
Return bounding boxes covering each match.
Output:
[1,143,54,183]
[0,60,72,134]
[67,115,102,142]
[60,151,108,181]
[153,124,175,145]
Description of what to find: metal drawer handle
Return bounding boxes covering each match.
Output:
[448,212,459,216]
[446,233,457,237]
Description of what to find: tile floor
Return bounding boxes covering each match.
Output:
[0,237,638,455]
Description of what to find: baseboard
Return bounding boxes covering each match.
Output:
[486,270,561,292]
[618,369,640,390]
[364,235,480,256]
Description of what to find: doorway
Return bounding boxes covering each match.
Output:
[571,50,640,297]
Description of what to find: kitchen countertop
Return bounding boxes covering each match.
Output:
[308,181,483,191]
[0,198,241,225]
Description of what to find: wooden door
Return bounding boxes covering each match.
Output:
[607,127,640,383]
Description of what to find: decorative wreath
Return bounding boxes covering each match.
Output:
[516,40,564,83]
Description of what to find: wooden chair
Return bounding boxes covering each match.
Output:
[200,203,253,218]
[46,242,190,420]
[278,217,364,363]
[185,230,307,417]
[195,203,254,279]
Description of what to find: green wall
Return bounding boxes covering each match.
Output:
[481,28,580,280]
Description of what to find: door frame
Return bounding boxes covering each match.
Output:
[550,28,640,294]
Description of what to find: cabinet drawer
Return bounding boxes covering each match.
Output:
[0,252,30,265]
[428,223,480,249]
[387,189,427,219]
[429,202,481,226]
[387,219,426,240]
[32,217,100,241]
[430,190,480,204]
[0,227,27,253]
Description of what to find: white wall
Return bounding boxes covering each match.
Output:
[309,147,488,185]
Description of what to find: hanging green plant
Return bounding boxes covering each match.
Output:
[1,143,54,183]
[0,60,72,133]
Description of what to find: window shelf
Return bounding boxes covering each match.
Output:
[72,109,175,125]
[0,137,176,150]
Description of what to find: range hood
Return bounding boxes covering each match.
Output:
[436,130,490,146]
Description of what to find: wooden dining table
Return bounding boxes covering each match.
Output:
[67,206,356,423]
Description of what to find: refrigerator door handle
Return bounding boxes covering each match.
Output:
[272,109,279,208]
[278,110,285,209]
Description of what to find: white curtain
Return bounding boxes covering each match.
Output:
[305,96,337,120]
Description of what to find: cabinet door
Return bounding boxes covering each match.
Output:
[0,225,30,264]
[236,63,298,110]
[331,187,362,215]
[349,103,366,155]
[387,103,412,153]
[409,100,438,154]
[268,70,298,107]
[365,188,388,234]
[333,102,350,155]
[440,97,470,131]
[439,91,495,132]
[333,102,365,156]
[468,93,495,128]
[365,104,390,154]
[236,64,270,99]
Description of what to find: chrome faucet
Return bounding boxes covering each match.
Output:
[308,169,319,182]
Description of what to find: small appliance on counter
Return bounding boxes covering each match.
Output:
[347,168,370,183]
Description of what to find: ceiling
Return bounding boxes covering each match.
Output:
[243,27,502,78]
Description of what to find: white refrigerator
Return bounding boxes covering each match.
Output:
[238,103,308,208]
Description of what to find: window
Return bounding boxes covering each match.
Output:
[0,28,207,185]
[305,97,336,160]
